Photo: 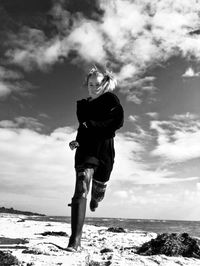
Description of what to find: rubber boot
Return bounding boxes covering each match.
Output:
[90,179,107,212]
[66,168,93,251]
[66,196,87,252]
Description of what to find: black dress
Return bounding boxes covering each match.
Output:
[75,92,124,182]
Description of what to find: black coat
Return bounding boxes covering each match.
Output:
[75,92,124,182]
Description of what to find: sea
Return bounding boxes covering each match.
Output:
[29,216,200,238]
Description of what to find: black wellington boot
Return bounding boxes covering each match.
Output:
[66,196,87,252]
[90,179,107,212]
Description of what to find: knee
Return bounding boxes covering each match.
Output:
[74,168,94,199]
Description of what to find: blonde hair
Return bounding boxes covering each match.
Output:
[86,66,117,92]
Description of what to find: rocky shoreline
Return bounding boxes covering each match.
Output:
[0,213,200,266]
[0,207,45,217]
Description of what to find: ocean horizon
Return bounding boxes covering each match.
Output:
[26,215,200,238]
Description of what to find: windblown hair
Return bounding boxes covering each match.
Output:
[86,66,117,92]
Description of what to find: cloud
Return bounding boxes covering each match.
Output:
[0,120,77,214]
[0,67,23,80]
[0,117,44,132]
[106,177,200,219]
[2,0,200,100]
[6,27,65,72]
[182,67,200,77]
[146,112,159,119]
[0,118,190,202]
[0,66,21,97]
[1,117,199,215]
[121,76,157,103]
[0,66,34,98]
[0,82,11,97]
[111,131,197,185]
[172,112,199,121]
[128,115,139,122]
[67,21,106,64]
[113,190,128,199]
[150,115,200,162]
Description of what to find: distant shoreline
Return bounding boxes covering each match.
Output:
[0,207,45,216]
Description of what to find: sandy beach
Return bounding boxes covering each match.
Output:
[0,213,200,266]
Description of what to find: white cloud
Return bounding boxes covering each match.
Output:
[0,66,33,98]
[1,118,199,216]
[128,115,139,122]
[172,112,199,120]
[6,29,65,71]
[0,117,44,131]
[182,67,200,77]
[4,0,200,100]
[0,118,192,212]
[196,182,200,191]
[0,82,11,97]
[111,131,197,185]
[0,122,77,214]
[113,190,128,199]
[67,21,106,63]
[146,112,159,119]
[120,76,157,103]
[0,66,23,80]
[151,117,200,162]
[0,66,20,97]
[0,120,17,128]
[15,117,44,131]
[105,177,200,219]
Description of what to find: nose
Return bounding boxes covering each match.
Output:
[90,85,99,90]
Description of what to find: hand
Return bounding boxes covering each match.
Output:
[69,140,79,150]
[82,122,88,128]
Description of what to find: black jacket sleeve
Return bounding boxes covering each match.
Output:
[76,99,88,123]
[86,104,124,131]
[76,92,124,141]
[86,92,124,132]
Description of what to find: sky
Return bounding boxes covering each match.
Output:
[0,0,200,220]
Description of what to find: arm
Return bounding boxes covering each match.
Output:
[76,99,88,123]
[86,104,124,131]
[69,99,88,148]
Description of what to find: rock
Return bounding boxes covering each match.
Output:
[0,250,20,265]
[17,219,25,222]
[107,227,126,233]
[88,261,101,266]
[22,249,43,255]
[137,232,200,258]
[39,231,68,237]
[100,248,114,253]
[0,206,45,216]
[45,223,52,227]
[0,237,28,245]
[88,260,111,266]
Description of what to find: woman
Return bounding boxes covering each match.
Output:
[66,67,124,252]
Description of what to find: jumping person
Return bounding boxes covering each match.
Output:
[66,67,124,252]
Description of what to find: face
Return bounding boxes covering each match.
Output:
[88,74,104,99]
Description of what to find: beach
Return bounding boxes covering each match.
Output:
[0,213,200,266]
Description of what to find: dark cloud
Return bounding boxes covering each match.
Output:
[0,0,102,35]
[1,0,51,13]
[0,0,56,38]
[64,0,104,20]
